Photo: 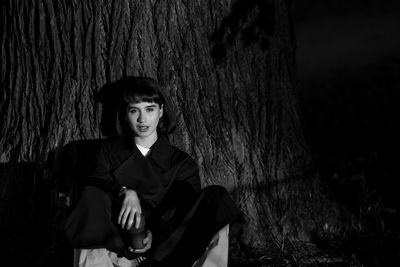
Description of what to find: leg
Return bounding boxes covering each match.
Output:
[74,248,114,267]
[160,185,243,267]
[193,225,230,267]
[74,248,141,267]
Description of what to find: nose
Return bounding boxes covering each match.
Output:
[137,112,145,123]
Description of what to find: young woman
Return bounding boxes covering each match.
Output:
[65,77,243,266]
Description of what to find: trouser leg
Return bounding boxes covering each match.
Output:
[193,224,230,267]
[73,248,141,267]
[161,185,242,267]
[73,248,114,267]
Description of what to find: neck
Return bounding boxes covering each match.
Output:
[134,132,158,148]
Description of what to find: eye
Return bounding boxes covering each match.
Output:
[128,108,138,114]
[146,108,155,112]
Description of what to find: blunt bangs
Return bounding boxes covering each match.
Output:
[122,83,164,106]
[120,78,165,108]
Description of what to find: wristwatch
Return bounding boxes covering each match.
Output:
[119,185,128,196]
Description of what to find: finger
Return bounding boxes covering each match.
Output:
[144,240,151,250]
[135,211,142,229]
[118,206,127,225]
[126,212,135,229]
[143,230,152,244]
[134,231,151,253]
[121,207,131,228]
[134,245,149,253]
[134,240,151,253]
[134,248,146,253]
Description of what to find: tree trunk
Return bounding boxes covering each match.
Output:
[1,0,340,263]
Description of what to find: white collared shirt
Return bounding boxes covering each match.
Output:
[136,144,150,156]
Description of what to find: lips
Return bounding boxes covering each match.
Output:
[137,126,149,132]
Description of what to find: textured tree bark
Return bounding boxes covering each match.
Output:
[1,0,340,258]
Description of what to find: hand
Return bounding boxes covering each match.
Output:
[118,189,142,229]
[128,230,153,254]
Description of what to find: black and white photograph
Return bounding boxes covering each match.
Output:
[1,0,399,266]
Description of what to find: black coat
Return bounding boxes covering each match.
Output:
[64,136,200,249]
[64,135,243,265]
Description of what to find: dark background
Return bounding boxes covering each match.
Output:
[293,0,399,262]
[295,0,399,207]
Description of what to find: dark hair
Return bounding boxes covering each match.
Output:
[115,77,174,137]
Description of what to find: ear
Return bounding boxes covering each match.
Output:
[160,104,164,118]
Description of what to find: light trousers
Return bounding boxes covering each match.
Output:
[74,225,229,267]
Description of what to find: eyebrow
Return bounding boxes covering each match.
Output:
[127,103,158,108]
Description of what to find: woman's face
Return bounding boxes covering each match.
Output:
[125,101,163,140]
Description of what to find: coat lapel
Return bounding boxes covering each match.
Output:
[108,138,135,169]
[148,135,174,171]
[110,135,175,206]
